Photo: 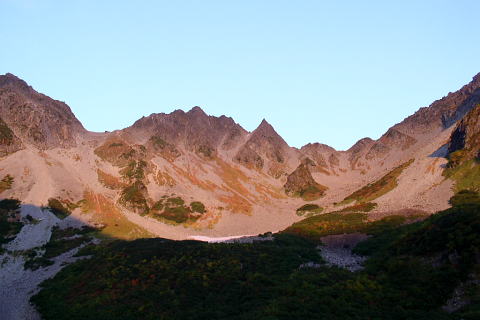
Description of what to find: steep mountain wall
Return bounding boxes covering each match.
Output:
[0,72,479,239]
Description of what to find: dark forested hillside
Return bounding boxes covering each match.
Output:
[31,192,480,320]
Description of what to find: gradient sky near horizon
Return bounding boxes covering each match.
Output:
[1,1,479,150]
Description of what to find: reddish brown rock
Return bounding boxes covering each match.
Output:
[0,73,86,150]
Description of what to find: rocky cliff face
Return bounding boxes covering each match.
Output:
[448,103,480,160]
[394,73,480,135]
[334,73,480,170]
[0,73,86,149]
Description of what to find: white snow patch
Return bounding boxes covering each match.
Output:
[189,233,275,243]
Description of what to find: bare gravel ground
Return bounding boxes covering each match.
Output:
[5,205,57,252]
[0,206,90,320]
[0,246,87,320]
[318,233,369,272]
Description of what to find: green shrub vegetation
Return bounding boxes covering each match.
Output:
[0,198,21,211]
[284,209,415,242]
[150,136,167,149]
[47,198,72,219]
[166,196,185,206]
[296,204,323,216]
[50,225,98,241]
[42,236,89,260]
[297,184,326,201]
[120,160,147,181]
[32,235,338,320]
[190,201,206,214]
[0,198,22,246]
[0,174,14,193]
[118,159,150,215]
[343,159,414,203]
[160,205,192,223]
[24,226,94,270]
[150,197,207,224]
[449,190,480,207]
[285,212,367,240]
[444,159,480,192]
[149,136,180,159]
[447,150,468,168]
[120,181,149,215]
[109,142,124,147]
[334,202,378,213]
[31,194,480,320]
[353,191,480,319]
[197,145,214,158]
[29,191,480,320]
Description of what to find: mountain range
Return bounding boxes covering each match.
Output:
[1,72,479,240]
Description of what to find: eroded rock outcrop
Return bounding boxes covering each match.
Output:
[300,143,339,174]
[284,163,327,200]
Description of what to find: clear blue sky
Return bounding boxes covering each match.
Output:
[1,1,479,150]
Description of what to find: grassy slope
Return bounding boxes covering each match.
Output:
[283,211,412,241]
[285,202,382,241]
[297,184,327,201]
[81,191,153,240]
[444,159,480,193]
[0,199,23,248]
[342,159,414,203]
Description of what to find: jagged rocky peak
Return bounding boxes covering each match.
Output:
[249,119,290,151]
[0,73,85,150]
[187,105,207,116]
[235,118,291,170]
[127,106,248,156]
[347,137,374,154]
[345,127,418,163]
[363,128,417,161]
[397,72,480,134]
[255,118,276,134]
[301,142,337,154]
[379,128,417,148]
[345,137,374,169]
[440,72,480,128]
[0,73,31,91]
[299,142,339,172]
